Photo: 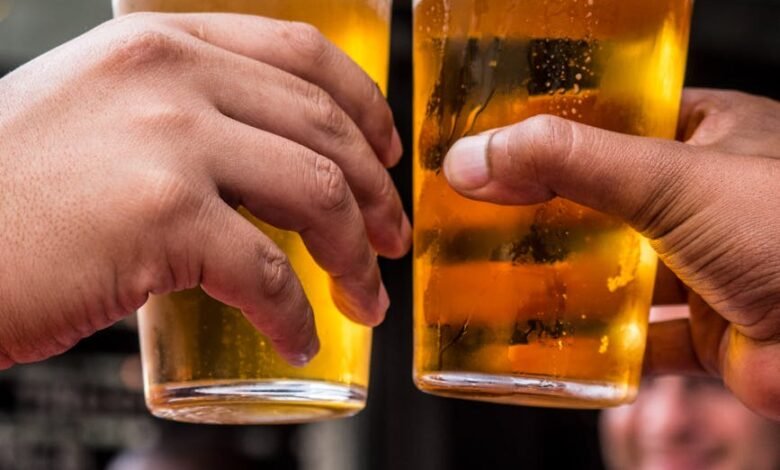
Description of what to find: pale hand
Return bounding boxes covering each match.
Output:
[0,13,411,368]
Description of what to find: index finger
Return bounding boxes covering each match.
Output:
[169,13,403,167]
[644,305,703,375]
[643,303,728,378]
[676,88,717,142]
[677,88,780,157]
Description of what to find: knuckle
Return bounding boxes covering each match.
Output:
[137,168,200,225]
[304,84,350,139]
[257,244,294,300]
[281,21,329,64]
[512,115,575,179]
[105,25,190,72]
[527,115,575,160]
[131,102,203,136]
[310,156,352,214]
[704,111,737,133]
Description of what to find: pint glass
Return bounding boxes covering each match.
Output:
[413,0,693,408]
[113,0,392,424]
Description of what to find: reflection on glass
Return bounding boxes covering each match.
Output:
[113,0,392,425]
[413,0,693,408]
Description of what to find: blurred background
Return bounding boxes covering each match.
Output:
[1,0,779,469]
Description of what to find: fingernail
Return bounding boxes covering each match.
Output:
[444,135,491,190]
[388,127,403,163]
[291,335,320,367]
[289,354,310,367]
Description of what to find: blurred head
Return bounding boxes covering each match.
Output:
[601,305,780,470]
[601,375,780,470]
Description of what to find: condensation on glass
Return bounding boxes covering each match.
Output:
[114,0,392,425]
[413,0,693,408]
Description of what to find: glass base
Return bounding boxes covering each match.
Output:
[415,372,635,409]
[146,380,367,425]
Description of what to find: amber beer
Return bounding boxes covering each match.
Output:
[113,0,391,424]
[413,0,693,408]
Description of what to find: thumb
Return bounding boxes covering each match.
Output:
[443,115,713,238]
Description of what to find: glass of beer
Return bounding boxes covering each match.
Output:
[413,0,693,408]
[113,0,392,424]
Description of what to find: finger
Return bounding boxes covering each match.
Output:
[198,201,318,366]
[652,260,688,305]
[688,293,730,376]
[169,13,403,167]
[676,88,716,141]
[722,329,780,421]
[689,270,780,420]
[198,44,409,258]
[644,318,705,376]
[663,288,780,420]
[442,114,718,240]
[678,88,780,157]
[642,296,729,377]
[643,304,704,375]
[206,118,389,326]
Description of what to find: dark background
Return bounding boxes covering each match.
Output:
[1,1,778,469]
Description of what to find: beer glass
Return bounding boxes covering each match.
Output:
[113,0,392,424]
[413,0,693,408]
